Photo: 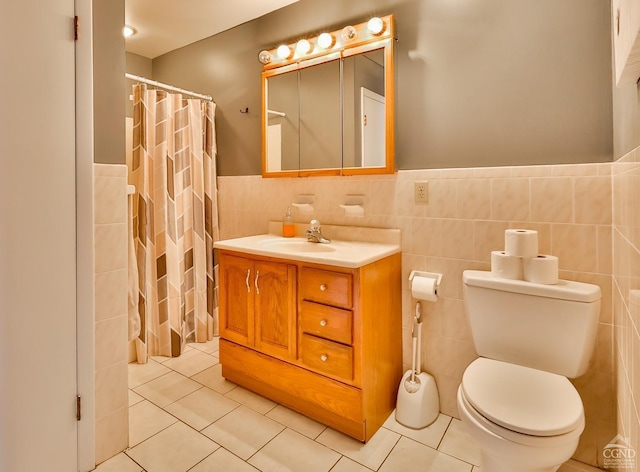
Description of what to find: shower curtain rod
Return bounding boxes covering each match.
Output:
[125,73,213,101]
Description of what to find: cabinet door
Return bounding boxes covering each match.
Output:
[254,260,297,360]
[219,254,254,346]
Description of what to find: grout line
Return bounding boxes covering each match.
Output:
[434,415,453,451]
[125,341,484,472]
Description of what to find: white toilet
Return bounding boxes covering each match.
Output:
[458,270,601,472]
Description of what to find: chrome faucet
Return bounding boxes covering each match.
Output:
[306,219,331,243]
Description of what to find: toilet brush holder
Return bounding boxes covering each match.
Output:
[395,301,439,429]
[396,370,439,429]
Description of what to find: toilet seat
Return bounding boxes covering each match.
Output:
[458,387,584,450]
[461,358,584,437]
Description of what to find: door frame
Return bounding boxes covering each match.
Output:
[75,0,96,469]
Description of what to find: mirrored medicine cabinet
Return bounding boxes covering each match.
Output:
[261,15,395,177]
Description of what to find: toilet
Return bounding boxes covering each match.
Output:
[458,270,601,472]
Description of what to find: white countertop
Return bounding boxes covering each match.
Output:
[213,234,401,268]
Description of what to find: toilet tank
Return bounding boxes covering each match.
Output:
[462,270,601,378]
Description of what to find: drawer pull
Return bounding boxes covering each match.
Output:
[320,354,328,362]
[320,284,327,291]
[245,269,251,293]
[319,319,328,327]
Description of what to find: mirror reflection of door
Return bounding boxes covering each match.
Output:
[361,87,386,167]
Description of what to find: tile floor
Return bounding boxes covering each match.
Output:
[94,338,603,472]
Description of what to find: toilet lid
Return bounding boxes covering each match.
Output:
[461,358,584,436]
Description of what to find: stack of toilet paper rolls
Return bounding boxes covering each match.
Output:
[491,229,559,284]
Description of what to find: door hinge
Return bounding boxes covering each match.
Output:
[74,16,79,41]
[76,395,82,421]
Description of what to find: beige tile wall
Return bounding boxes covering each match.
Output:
[613,148,640,471]
[94,164,129,464]
[218,162,614,467]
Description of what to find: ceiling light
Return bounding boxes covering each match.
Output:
[276,44,292,60]
[123,25,136,38]
[317,33,334,49]
[367,17,385,35]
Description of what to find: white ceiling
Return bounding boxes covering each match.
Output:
[125,0,299,59]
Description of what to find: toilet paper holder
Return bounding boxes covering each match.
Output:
[409,270,443,295]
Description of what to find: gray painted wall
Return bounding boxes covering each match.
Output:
[299,61,342,170]
[93,0,125,165]
[151,0,613,176]
[267,71,300,171]
[612,82,640,159]
[125,52,152,119]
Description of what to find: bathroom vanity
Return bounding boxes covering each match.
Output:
[214,228,402,442]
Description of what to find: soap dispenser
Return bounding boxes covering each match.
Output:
[282,206,295,237]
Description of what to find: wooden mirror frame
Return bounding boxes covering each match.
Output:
[261,15,395,178]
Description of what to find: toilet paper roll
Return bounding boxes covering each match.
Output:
[490,251,524,280]
[504,229,539,258]
[411,275,439,302]
[523,254,559,284]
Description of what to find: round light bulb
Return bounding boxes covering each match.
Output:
[123,25,136,38]
[276,44,292,60]
[367,17,385,35]
[317,33,334,49]
[341,25,357,42]
[258,50,272,64]
[296,39,312,55]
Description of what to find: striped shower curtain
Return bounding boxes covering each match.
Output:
[129,83,219,362]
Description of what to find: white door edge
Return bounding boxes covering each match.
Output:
[75,0,96,470]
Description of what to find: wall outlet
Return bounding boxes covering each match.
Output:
[415,181,429,204]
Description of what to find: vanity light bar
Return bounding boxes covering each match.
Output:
[258,14,394,69]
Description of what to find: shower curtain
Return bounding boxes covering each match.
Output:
[129,83,219,362]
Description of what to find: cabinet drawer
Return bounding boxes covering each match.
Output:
[300,301,352,345]
[301,268,352,308]
[300,334,353,381]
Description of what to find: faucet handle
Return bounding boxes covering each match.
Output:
[310,219,321,231]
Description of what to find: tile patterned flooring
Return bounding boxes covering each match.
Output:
[94,338,602,472]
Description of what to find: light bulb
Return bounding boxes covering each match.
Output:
[341,25,357,42]
[296,39,312,55]
[123,25,136,38]
[258,50,272,64]
[367,17,385,35]
[317,33,334,49]
[276,44,292,60]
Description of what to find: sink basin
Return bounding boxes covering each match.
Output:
[214,233,400,268]
[260,239,337,253]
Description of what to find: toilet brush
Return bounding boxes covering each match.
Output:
[395,302,440,428]
[404,329,420,393]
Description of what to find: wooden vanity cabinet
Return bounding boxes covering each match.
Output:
[218,249,402,442]
[218,252,296,361]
